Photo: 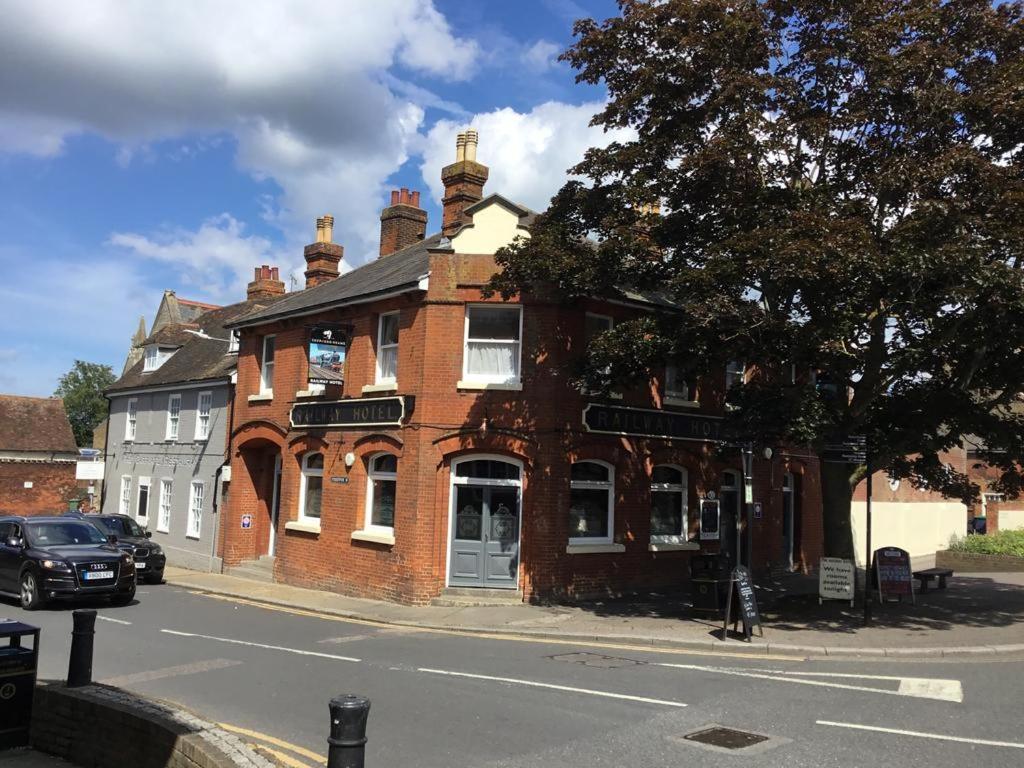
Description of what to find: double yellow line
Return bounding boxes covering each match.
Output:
[220,722,325,767]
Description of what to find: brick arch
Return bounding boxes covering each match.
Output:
[352,433,404,457]
[287,434,330,458]
[432,430,534,469]
[233,420,287,449]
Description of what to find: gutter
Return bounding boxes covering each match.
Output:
[210,370,238,574]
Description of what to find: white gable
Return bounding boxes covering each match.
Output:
[450,200,530,255]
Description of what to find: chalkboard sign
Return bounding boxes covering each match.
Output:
[873,547,915,604]
[723,565,763,641]
[699,499,721,541]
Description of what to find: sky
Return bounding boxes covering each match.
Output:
[0,0,623,396]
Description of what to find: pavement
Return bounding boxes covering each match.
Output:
[163,566,1024,658]
[0,751,69,768]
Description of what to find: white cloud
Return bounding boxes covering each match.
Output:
[420,101,634,212]
[522,40,562,72]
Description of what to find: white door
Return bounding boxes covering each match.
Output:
[268,456,282,556]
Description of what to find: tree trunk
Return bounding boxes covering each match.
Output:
[820,460,859,560]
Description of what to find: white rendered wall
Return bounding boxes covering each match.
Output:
[851,501,967,566]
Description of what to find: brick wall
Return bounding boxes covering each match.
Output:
[0,461,77,517]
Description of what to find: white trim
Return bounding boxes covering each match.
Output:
[351,529,395,546]
[461,304,523,386]
[248,393,273,403]
[187,480,204,539]
[648,542,700,552]
[361,383,398,394]
[135,476,151,522]
[364,452,397,534]
[284,520,321,534]
[125,397,138,441]
[295,388,325,398]
[456,380,523,391]
[297,451,324,525]
[194,390,213,441]
[566,543,625,554]
[650,464,689,544]
[260,335,276,395]
[119,475,132,516]
[569,459,615,545]
[375,311,400,386]
[165,393,181,441]
[109,379,227,398]
[445,454,524,589]
[782,471,795,569]
[157,478,172,533]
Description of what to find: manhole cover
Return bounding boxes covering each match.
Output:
[548,652,643,669]
[683,726,770,750]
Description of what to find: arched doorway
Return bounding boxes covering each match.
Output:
[448,455,523,589]
[235,436,283,560]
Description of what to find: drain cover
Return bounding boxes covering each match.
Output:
[548,652,643,669]
[683,726,770,750]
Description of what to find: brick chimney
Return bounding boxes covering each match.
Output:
[246,265,286,300]
[304,214,343,288]
[380,187,428,257]
[441,129,488,237]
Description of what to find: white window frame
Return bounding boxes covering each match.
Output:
[664,364,697,405]
[187,480,204,539]
[136,476,151,523]
[119,475,132,516]
[364,453,398,533]
[157,478,173,533]
[725,360,747,390]
[227,330,240,354]
[568,460,615,545]
[375,312,400,386]
[125,397,138,441]
[260,335,276,395]
[650,464,688,544]
[143,345,159,372]
[195,390,213,441]
[297,452,324,525]
[165,393,181,441]
[461,304,523,385]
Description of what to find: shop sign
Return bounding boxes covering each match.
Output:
[291,396,412,429]
[307,325,349,386]
[582,403,722,442]
[819,557,855,605]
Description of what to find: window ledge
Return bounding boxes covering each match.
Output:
[457,380,523,391]
[351,528,395,546]
[284,520,321,535]
[248,393,273,403]
[664,397,700,408]
[185,534,201,541]
[294,389,326,398]
[649,542,700,552]
[156,528,169,535]
[566,543,626,554]
[362,383,397,394]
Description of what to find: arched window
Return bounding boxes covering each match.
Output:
[650,465,688,543]
[569,461,614,544]
[298,452,324,523]
[365,454,398,531]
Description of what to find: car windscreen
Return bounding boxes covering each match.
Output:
[95,517,144,538]
[25,521,108,547]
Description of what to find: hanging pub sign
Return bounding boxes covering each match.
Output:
[291,396,413,429]
[699,498,721,541]
[723,565,763,641]
[582,403,722,442]
[873,546,915,604]
[819,557,855,606]
[307,325,349,386]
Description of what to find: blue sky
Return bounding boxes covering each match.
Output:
[0,0,622,396]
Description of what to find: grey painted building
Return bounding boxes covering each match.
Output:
[102,274,287,570]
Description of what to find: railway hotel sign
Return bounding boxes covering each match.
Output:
[582,404,722,442]
[291,396,412,429]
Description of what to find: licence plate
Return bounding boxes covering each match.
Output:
[84,570,113,580]
[135,562,146,570]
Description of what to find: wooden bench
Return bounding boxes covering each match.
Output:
[913,567,953,593]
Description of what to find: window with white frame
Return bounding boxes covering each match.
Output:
[119,476,132,516]
[187,481,204,538]
[365,454,397,530]
[664,364,696,403]
[298,452,324,523]
[650,465,688,543]
[725,360,747,390]
[165,393,181,441]
[136,476,151,522]
[569,461,614,544]
[228,330,240,354]
[143,345,159,371]
[260,335,276,394]
[125,398,138,441]
[376,313,399,385]
[157,479,172,533]
[195,391,213,440]
[463,305,522,384]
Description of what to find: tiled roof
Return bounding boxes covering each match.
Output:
[0,395,77,452]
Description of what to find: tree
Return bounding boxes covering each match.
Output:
[489,0,1024,558]
[55,360,116,447]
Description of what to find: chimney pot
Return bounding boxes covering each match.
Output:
[390,190,399,205]
[322,214,334,243]
[379,185,428,257]
[247,263,286,300]
[315,217,325,243]
[412,190,420,206]
[441,129,488,236]
[464,129,478,162]
[456,132,467,162]
[271,267,279,280]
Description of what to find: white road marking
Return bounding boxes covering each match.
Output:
[102,658,242,686]
[418,667,687,708]
[657,663,963,703]
[817,720,1024,749]
[97,615,132,625]
[160,630,360,663]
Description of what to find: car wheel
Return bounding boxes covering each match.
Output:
[111,585,136,606]
[20,571,44,611]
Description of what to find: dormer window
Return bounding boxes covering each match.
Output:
[143,345,173,372]
[228,330,240,354]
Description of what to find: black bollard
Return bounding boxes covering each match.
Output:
[67,609,97,687]
[327,695,370,768]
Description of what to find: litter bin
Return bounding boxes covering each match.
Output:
[0,619,40,749]
[690,554,730,615]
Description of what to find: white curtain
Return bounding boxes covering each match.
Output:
[467,342,518,378]
[379,346,398,380]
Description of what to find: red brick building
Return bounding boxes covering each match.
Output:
[221,132,824,604]
[0,395,79,517]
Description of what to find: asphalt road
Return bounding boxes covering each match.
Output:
[6,585,1024,768]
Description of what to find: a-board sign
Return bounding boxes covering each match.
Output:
[699,498,721,541]
[873,547,914,604]
[723,565,763,641]
[819,557,855,606]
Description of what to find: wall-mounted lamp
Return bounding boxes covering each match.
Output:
[344,452,356,468]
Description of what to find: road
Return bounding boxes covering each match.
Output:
[6,585,1024,768]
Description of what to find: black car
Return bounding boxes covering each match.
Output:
[75,513,166,584]
[0,516,136,610]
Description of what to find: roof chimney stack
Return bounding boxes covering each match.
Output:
[379,187,428,258]
[441,129,488,237]
[304,214,343,288]
[247,264,286,300]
